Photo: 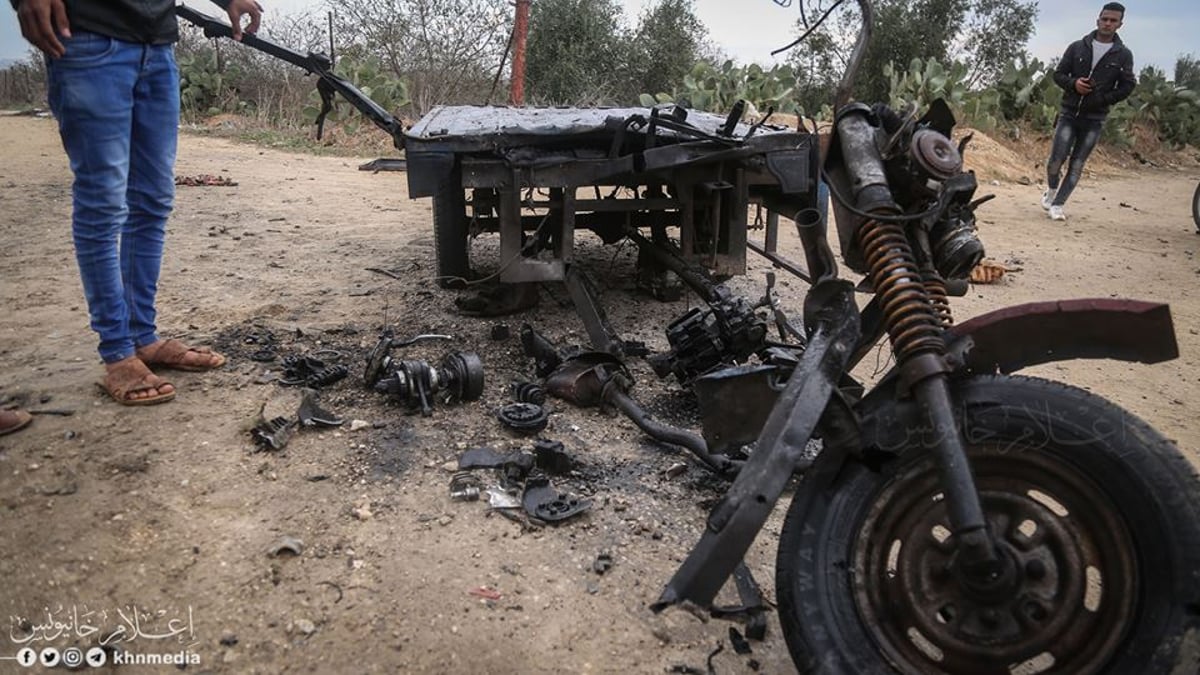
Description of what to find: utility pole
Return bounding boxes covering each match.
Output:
[510,0,531,106]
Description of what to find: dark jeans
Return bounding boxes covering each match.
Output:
[47,31,180,363]
[1046,114,1103,207]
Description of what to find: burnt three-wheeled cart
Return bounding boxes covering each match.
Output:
[403,105,823,299]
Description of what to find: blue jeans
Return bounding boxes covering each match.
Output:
[47,32,179,364]
[1046,114,1103,207]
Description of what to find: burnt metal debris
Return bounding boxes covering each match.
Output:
[453,442,589,525]
[497,402,549,434]
[532,439,572,474]
[592,551,614,575]
[251,416,298,452]
[363,332,484,415]
[252,390,344,451]
[449,471,482,502]
[296,391,345,428]
[525,330,739,475]
[728,627,752,655]
[457,446,511,471]
[713,563,770,641]
[521,474,591,523]
[280,355,349,388]
[511,381,546,405]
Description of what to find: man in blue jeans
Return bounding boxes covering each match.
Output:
[1042,1,1136,222]
[14,0,262,404]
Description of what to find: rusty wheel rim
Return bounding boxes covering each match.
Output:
[852,445,1136,674]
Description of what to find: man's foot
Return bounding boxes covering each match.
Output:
[102,357,176,406]
[1049,205,1067,221]
[0,409,32,436]
[1041,188,1056,211]
[136,338,226,372]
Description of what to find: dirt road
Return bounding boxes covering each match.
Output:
[1,113,1198,673]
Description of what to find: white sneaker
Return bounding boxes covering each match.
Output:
[1048,205,1066,221]
[1041,188,1055,210]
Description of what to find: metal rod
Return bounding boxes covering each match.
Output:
[746,240,812,284]
[624,230,718,303]
[327,10,335,67]
[913,374,995,568]
[607,388,731,474]
[510,0,531,106]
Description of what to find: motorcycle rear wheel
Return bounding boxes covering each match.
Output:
[777,375,1200,674]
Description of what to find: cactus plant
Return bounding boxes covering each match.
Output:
[639,60,801,116]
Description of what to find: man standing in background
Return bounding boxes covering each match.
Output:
[11,0,261,404]
[1042,2,1136,222]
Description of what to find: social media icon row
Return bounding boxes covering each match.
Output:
[15,646,107,667]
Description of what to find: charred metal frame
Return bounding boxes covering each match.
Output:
[404,105,823,284]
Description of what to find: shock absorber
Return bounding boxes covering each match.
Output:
[922,270,954,329]
[857,219,946,363]
[835,105,997,572]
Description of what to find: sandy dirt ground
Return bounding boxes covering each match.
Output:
[1,112,1199,673]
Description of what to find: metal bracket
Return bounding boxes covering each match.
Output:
[653,279,860,611]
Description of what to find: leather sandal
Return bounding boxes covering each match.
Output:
[137,338,227,372]
[101,357,176,406]
[0,409,32,436]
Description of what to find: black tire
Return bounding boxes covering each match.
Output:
[1192,181,1199,230]
[777,375,1200,675]
[433,166,469,288]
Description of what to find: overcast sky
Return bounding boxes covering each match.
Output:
[2,1,1195,79]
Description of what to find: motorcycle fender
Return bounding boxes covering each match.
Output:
[948,299,1177,375]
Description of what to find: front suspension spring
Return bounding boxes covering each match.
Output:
[922,270,954,329]
[858,219,945,362]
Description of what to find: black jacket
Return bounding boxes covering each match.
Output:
[9,0,179,45]
[1053,30,1137,120]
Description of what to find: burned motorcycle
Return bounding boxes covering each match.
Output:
[646,5,1200,675]
[179,2,1200,672]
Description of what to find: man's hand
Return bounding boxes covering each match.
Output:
[17,0,70,58]
[1074,77,1094,95]
[224,0,263,41]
